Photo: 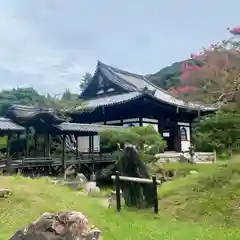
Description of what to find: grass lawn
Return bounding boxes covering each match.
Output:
[159,160,240,227]
[0,175,240,240]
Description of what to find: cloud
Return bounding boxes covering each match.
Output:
[0,1,91,95]
[0,0,238,96]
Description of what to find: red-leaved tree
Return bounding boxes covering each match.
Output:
[171,27,240,105]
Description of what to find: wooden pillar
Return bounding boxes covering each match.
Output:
[75,134,80,173]
[45,134,51,158]
[152,175,159,214]
[174,121,181,152]
[158,118,164,136]
[90,135,95,174]
[61,134,66,173]
[88,136,92,154]
[16,133,20,160]
[6,133,12,174]
[115,171,121,212]
[75,135,79,159]
[26,128,29,158]
[34,134,38,158]
[91,135,94,153]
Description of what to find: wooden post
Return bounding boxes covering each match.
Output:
[46,134,51,158]
[152,175,159,214]
[16,133,20,160]
[213,149,217,163]
[6,133,12,174]
[115,171,121,212]
[75,135,80,172]
[111,175,161,213]
[34,134,38,158]
[90,135,95,174]
[61,134,66,173]
[26,128,29,157]
[75,135,79,159]
[44,134,50,158]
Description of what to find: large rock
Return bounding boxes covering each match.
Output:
[0,188,11,198]
[9,211,101,240]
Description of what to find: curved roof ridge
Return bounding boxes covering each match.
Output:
[98,61,146,80]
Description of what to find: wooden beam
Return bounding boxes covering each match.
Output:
[111,175,161,184]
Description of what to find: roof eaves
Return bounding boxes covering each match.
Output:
[0,117,25,131]
[75,92,143,112]
[55,122,124,134]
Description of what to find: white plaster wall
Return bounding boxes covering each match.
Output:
[77,135,100,152]
[77,136,89,152]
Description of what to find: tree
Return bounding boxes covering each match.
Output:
[100,125,167,163]
[0,87,84,116]
[171,27,240,106]
[61,89,73,101]
[101,126,165,208]
[79,72,92,91]
[193,107,240,157]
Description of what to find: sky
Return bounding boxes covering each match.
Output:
[0,0,239,95]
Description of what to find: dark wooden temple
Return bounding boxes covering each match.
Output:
[71,61,216,152]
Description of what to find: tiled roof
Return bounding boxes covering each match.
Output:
[77,91,216,112]
[0,118,25,132]
[6,105,64,124]
[76,92,142,111]
[55,122,122,133]
[80,61,217,111]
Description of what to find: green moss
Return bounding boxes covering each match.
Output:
[159,160,240,227]
[0,173,239,239]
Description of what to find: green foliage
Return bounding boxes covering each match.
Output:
[193,108,240,154]
[150,162,220,180]
[100,126,167,162]
[0,87,83,116]
[0,136,7,148]
[159,160,240,227]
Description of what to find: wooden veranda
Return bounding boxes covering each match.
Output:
[0,118,117,176]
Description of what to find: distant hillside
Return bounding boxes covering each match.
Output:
[147,59,197,90]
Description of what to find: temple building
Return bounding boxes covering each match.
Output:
[70,61,216,152]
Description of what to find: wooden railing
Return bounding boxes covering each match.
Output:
[0,153,117,169]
